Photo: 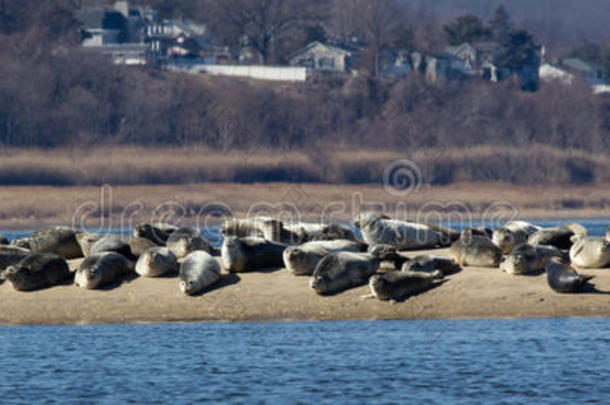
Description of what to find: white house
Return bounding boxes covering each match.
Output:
[290,41,353,73]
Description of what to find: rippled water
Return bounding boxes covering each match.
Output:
[1,319,610,403]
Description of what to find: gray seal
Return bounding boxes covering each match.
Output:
[74,252,133,289]
[353,212,447,250]
[527,226,575,250]
[310,245,403,295]
[133,222,177,245]
[368,271,442,301]
[179,251,221,295]
[569,236,610,268]
[221,237,287,273]
[135,247,178,277]
[1,253,70,291]
[402,254,461,276]
[283,239,366,276]
[90,235,136,260]
[166,227,211,259]
[12,226,83,259]
[500,243,563,275]
[492,221,540,255]
[546,258,594,293]
[449,235,502,267]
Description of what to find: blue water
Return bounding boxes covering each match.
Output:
[4,218,608,244]
[1,318,610,403]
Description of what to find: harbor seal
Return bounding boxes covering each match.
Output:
[12,226,82,259]
[401,255,461,276]
[90,235,136,260]
[0,245,32,271]
[546,258,594,293]
[1,253,71,291]
[569,236,610,268]
[460,227,493,239]
[135,247,178,277]
[220,217,271,238]
[368,271,442,301]
[527,226,575,250]
[353,212,446,250]
[133,222,177,245]
[221,237,287,273]
[0,234,8,245]
[449,235,502,267]
[127,236,158,258]
[283,239,366,276]
[305,223,359,242]
[492,221,541,255]
[179,251,221,295]
[261,220,327,245]
[74,252,133,289]
[500,243,563,275]
[310,245,403,295]
[166,227,211,259]
[75,233,103,257]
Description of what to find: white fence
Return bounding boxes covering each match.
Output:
[167,62,307,82]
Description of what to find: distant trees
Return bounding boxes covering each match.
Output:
[443,15,491,46]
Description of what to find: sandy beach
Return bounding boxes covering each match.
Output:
[2,247,610,325]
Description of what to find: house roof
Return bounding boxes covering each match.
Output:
[76,8,125,30]
[290,41,352,60]
[561,58,602,73]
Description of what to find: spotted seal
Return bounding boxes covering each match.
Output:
[74,252,133,289]
[500,243,563,275]
[310,245,403,295]
[179,251,221,295]
[367,270,443,301]
[283,239,366,276]
[166,227,211,259]
[449,235,502,267]
[12,226,82,259]
[546,258,594,293]
[221,237,287,273]
[353,212,447,250]
[569,235,610,268]
[492,221,541,255]
[135,247,178,277]
[1,253,70,291]
[401,255,461,276]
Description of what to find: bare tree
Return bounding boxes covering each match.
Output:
[210,0,326,64]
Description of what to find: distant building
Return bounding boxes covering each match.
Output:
[559,58,606,86]
[539,63,573,84]
[289,41,354,73]
[380,49,412,79]
[445,41,502,79]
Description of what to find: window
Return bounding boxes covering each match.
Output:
[319,57,335,68]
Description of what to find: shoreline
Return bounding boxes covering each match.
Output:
[3,248,610,326]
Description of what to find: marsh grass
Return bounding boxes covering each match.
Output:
[1,145,609,186]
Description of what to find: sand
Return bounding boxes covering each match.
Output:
[2,248,610,325]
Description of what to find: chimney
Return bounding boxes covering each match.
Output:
[114,1,129,18]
